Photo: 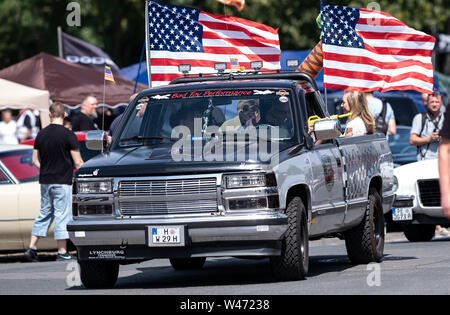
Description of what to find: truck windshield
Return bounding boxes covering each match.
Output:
[115,89,296,149]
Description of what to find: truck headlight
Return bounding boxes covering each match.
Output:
[77,181,113,194]
[224,174,275,189]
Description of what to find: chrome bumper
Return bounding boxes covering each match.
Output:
[68,213,288,247]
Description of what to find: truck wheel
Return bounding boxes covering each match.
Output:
[169,257,206,270]
[345,188,385,264]
[403,224,435,242]
[79,260,119,289]
[270,196,309,281]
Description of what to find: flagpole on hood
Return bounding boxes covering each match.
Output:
[57,26,63,58]
[145,0,152,88]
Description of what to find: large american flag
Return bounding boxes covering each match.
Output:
[321,1,436,94]
[146,1,281,87]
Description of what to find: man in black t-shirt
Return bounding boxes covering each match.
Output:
[24,102,84,262]
[72,95,99,131]
[439,106,450,220]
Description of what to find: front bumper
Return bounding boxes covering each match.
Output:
[68,213,288,260]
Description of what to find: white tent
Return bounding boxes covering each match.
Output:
[0,78,50,127]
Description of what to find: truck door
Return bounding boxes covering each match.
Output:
[300,89,346,235]
[309,144,346,235]
[336,138,374,226]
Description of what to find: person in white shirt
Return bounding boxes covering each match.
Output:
[341,91,375,137]
[0,110,19,145]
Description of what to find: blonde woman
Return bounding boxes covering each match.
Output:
[341,91,375,137]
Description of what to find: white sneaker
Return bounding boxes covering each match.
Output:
[436,227,450,237]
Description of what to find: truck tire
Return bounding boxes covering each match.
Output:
[169,257,206,270]
[79,260,120,289]
[403,224,435,242]
[345,188,385,264]
[270,196,309,281]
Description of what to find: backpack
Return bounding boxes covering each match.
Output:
[374,99,388,134]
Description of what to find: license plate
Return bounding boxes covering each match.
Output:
[392,208,413,221]
[148,226,185,247]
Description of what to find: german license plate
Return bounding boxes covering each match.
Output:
[148,226,185,247]
[392,208,413,221]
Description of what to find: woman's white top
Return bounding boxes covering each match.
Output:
[345,117,367,137]
[0,121,19,145]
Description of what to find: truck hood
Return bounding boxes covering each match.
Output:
[75,143,281,178]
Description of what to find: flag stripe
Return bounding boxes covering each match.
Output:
[323,52,433,70]
[324,60,433,78]
[199,12,279,36]
[323,44,432,65]
[200,22,280,45]
[324,76,433,93]
[325,68,434,85]
[202,33,280,49]
[325,83,433,94]
[356,31,436,42]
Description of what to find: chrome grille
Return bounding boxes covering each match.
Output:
[118,178,218,215]
[418,180,441,207]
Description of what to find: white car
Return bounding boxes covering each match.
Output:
[393,158,449,242]
[0,144,56,252]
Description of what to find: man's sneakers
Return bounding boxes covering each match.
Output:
[56,252,73,261]
[24,248,39,262]
[436,227,450,237]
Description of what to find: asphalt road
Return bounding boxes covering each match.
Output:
[0,233,449,295]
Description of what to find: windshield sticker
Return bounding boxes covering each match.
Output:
[253,90,275,95]
[279,96,289,103]
[169,90,254,99]
[276,90,290,96]
[152,94,171,100]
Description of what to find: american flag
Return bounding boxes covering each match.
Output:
[321,1,436,94]
[104,65,115,83]
[146,1,281,87]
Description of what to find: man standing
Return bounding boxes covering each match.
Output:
[439,102,450,220]
[25,102,84,262]
[366,92,396,136]
[72,95,99,131]
[410,93,444,161]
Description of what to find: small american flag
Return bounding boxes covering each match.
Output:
[321,1,436,94]
[104,65,115,83]
[146,1,281,87]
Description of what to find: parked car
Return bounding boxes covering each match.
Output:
[23,131,102,162]
[0,145,57,252]
[392,159,450,242]
[388,126,417,167]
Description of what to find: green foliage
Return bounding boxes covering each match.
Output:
[0,0,448,70]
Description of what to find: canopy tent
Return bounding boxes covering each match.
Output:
[0,78,51,126]
[0,53,147,108]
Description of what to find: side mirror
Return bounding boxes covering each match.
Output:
[314,119,342,141]
[85,130,108,151]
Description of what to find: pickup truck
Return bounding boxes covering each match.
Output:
[68,72,396,288]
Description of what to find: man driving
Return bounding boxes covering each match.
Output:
[220,99,261,131]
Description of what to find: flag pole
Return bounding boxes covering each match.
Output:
[102,65,107,135]
[145,0,152,88]
[57,26,63,58]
